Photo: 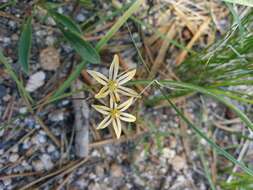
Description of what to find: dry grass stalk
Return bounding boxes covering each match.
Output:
[71,79,89,157]
[149,22,176,78]
[176,18,211,65]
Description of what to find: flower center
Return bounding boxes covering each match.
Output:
[111,109,120,118]
[108,80,118,91]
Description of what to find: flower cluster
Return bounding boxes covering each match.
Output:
[87,55,138,138]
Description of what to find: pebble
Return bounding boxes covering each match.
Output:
[47,144,56,153]
[91,150,100,157]
[162,148,175,160]
[40,47,60,71]
[3,179,11,186]
[9,153,19,162]
[95,165,105,178]
[25,71,46,92]
[38,134,47,144]
[19,107,28,114]
[170,156,187,172]
[32,160,44,171]
[3,94,11,102]
[41,154,53,170]
[76,13,86,22]
[110,163,123,177]
[22,138,31,149]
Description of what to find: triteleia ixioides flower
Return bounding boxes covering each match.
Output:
[87,54,138,102]
[92,98,136,138]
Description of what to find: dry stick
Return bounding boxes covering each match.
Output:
[149,22,176,78]
[71,79,89,157]
[89,129,148,148]
[172,4,197,34]
[176,18,211,65]
[0,171,42,180]
[55,172,73,190]
[4,128,36,156]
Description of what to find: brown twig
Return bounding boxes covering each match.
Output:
[71,79,89,157]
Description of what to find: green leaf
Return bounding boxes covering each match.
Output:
[50,11,82,34]
[18,16,32,74]
[60,28,100,64]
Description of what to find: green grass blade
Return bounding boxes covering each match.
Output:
[95,0,144,51]
[222,0,253,7]
[198,146,216,190]
[18,16,32,74]
[129,80,253,132]
[60,28,100,64]
[52,0,143,98]
[0,49,33,103]
[158,87,253,176]
[49,11,82,34]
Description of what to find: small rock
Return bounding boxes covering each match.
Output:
[47,144,56,153]
[32,160,44,171]
[3,179,11,186]
[9,153,19,162]
[162,148,175,160]
[25,71,46,92]
[40,47,60,71]
[41,154,53,170]
[88,183,102,190]
[110,163,123,177]
[76,13,85,22]
[49,110,64,122]
[19,107,28,114]
[3,94,11,101]
[95,165,104,177]
[170,156,187,172]
[37,134,47,144]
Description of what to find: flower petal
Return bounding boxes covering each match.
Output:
[112,118,122,139]
[92,104,110,115]
[117,98,133,112]
[109,55,119,80]
[120,112,136,122]
[97,115,112,129]
[117,69,136,85]
[110,91,120,103]
[87,70,108,85]
[117,86,139,97]
[95,86,110,99]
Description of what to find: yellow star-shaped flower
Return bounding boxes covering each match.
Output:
[87,55,138,102]
[92,98,136,138]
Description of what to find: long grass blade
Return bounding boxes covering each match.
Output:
[158,86,253,176]
[18,16,32,74]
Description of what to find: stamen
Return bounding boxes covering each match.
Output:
[111,109,120,118]
[108,80,118,91]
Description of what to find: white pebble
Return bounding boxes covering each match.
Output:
[76,13,85,22]
[9,153,19,162]
[41,154,53,170]
[47,144,56,153]
[19,107,28,114]
[25,71,46,92]
[3,179,11,186]
[32,160,44,171]
[38,134,46,144]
